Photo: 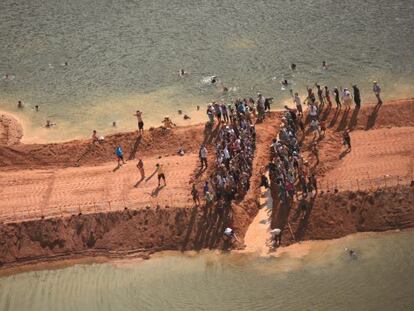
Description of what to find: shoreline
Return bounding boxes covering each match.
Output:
[1,97,412,145]
[0,98,413,275]
[0,228,410,277]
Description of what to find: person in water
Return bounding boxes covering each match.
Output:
[281,79,289,87]
[322,60,328,70]
[45,120,56,128]
[290,63,296,71]
[179,69,187,77]
[17,100,23,109]
[211,76,217,84]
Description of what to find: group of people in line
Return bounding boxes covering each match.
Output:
[194,96,259,211]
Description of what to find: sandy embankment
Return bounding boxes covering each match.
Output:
[0,112,23,146]
[0,99,413,268]
[266,99,414,249]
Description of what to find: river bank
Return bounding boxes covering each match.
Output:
[0,98,413,271]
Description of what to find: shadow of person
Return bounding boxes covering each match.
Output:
[336,107,351,131]
[181,203,200,251]
[339,149,351,159]
[329,107,341,128]
[348,106,360,130]
[321,104,332,121]
[194,166,207,179]
[294,198,315,241]
[128,134,143,160]
[151,185,165,197]
[134,178,144,187]
[112,164,122,172]
[145,169,158,182]
[365,103,382,130]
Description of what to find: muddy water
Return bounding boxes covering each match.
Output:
[1,230,413,311]
[1,0,414,142]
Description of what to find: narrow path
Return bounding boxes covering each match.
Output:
[243,174,273,255]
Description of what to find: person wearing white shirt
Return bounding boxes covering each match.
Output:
[373,81,383,105]
[199,145,208,169]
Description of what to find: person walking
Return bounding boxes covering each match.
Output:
[137,158,145,180]
[292,91,303,116]
[156,163,166,187]
[352,85,361,108]
[115,145,126,167]
[373,81,382,105]
[199,145,208,169]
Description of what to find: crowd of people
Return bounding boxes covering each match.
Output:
[195,96,263,209]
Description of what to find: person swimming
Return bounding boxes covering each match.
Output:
[179,69,187,77]
[346,248,358,259]
[281,79,289,87]
[290,63,297,70]
[45,120,56,128]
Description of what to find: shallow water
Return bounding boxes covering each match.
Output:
[1,231,414,311]
[1,0,414,142]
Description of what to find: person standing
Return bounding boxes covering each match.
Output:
[373,81,382,105]
[134,110,144,135]
[156,163,166,187]
[91,130,99,144]
[199,145,208,169]
[342,88,352,109]
[115,145,126,167]
[137,158,145,180]
[353,85,361,108]
[292,91,303,116]
[333,87,341,109]
[324,86,332,108]
[316,84,324,106]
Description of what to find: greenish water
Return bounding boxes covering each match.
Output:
[0,0,413,142]
[1,231,414,311]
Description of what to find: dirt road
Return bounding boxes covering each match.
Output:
[0,154,197,223]
[321,127,414,191]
